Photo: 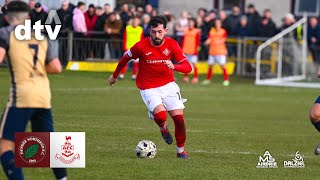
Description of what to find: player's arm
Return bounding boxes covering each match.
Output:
[0,34,8,64]
[46,58,62,74]
[108,44,140,86]
[0,47,5,64]
[45,40,62,74]
[317,65,320,78]
[164,41,192,73]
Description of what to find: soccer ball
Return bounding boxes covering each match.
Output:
[135,140,157,158]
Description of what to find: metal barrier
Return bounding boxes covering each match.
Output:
[57,31,285,77]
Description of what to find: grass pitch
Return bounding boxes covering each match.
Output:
[0,69,320,179]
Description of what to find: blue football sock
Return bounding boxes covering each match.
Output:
[313,121,320,132]
[52,168,67,179]
[0,151,23,180]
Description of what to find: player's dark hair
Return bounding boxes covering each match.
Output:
[7,1,30,13]
[149,15,168,28]
[188,17,197,28]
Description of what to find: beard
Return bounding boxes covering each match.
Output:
[151,37,164,46]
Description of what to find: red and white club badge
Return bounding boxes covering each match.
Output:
[50,132,85,168]
[55,136,80,164]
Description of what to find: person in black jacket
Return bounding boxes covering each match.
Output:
[257,17,277,37]
[57,1,73,35]
[245,4,261,37]
[225,5,241,36]
[0,13,8,28]
[30,2,48,25]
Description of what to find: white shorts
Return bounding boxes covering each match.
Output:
[140,82,185,112]
[208,55,226,65]
[186,54,198,64]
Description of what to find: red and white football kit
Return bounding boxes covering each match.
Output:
[112,37,192,112]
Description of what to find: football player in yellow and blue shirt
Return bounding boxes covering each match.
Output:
[0,1,66,179]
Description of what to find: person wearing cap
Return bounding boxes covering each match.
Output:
[0,1,66,180]
[30,2,48,26]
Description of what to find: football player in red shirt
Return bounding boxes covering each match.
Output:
[108,16,192,159]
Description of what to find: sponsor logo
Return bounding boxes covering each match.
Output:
[145,52,152,56]
[284,151,305,168]
[146,60,170,64]
[162,48,170,56]
[256,151,278,168]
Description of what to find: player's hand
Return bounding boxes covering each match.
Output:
[108,75,117,86]
[164,60,175,70]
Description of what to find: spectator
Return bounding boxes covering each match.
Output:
[182,17,200,84]
[219,10,230,33]
[57,0,73,34]
[30,3,48,25]
[245,4,261,36]
[104,12,122,58]
[28,0,35,10]
[120,16,143,79]
[175,11,189,45]
[225,5,241,36]
[73,1,87,35]
[151,9,158,17]
[199,13,214,59]
[257,17,277,37]
[120,3,130,28]
[1,0,10,15]
[136,7,144,18]
[94,3,112,32]
[165,13,175,37]
[73,2,87,60]
[144,4,153,16]
[84,4,98,37]
[196,8,207,28]
[236,15,251,37]
[95,6,103,17]
[280,13,296,31]
[308,17,320,63]
[0,12,7,28]
[128,4,136,17]
[263,9,277,31]
[141,13,151,37]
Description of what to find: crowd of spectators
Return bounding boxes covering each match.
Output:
[1,0,320,62]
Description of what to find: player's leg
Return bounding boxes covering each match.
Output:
[217,55,229,86]
[132,59,139,80]
[183,55,191,83]
[140,90,173,144]
[119,64,127,79]
[163,83,189,159]
[190,55,199,84]
[30,109,67,180]
[203,55,214,85]
[0,107,32,180]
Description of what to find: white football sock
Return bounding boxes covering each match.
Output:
[176,147,184,153]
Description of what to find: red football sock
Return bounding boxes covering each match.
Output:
[193,65,198,78]
[120,65,127,75]
[133,62,139,75]
[223,67,229,81]
[172,114,186,148]
[184,73,188,78]
[154,111,167,128]
[206,66,213,80]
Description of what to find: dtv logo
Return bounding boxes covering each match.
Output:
[15,10,62,40]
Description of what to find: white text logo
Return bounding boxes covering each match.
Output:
[284,151,305,168]
[256,151,278,168]
[15,10,61,40]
